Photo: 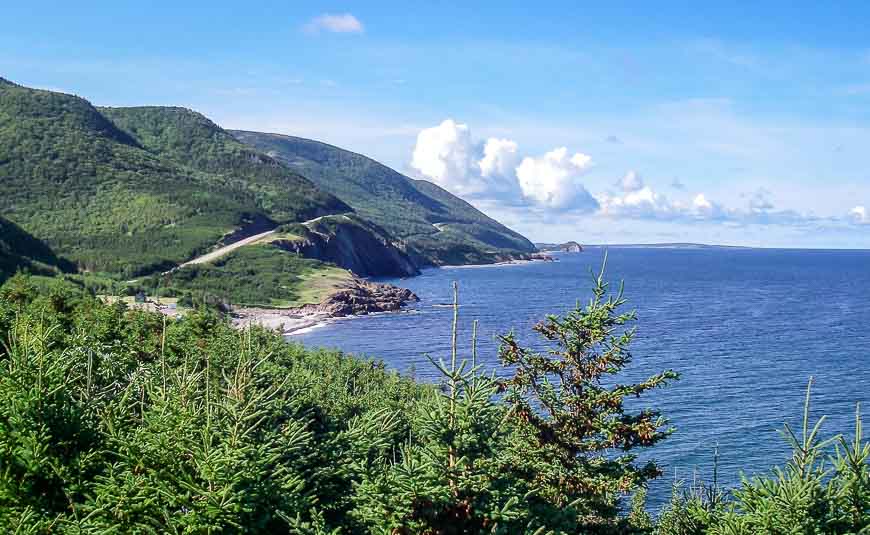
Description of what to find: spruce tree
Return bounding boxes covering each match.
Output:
[498,257,679,531]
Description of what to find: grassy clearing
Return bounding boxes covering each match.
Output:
[282,264,351,307]
[153,243,351,308]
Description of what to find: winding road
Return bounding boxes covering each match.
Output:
[174,214,343,270]
[179,229,277,268]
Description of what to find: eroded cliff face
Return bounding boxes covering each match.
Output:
[272,215,420,278]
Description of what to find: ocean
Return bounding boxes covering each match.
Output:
[295,246,870,508]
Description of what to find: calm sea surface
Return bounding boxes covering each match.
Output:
[296,247,870,508]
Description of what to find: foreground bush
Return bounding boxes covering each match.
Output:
[656,381,869,535]
[0,271,866,533]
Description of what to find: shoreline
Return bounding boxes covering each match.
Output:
[229,276,419,336]
[237,256,561,334]
[231,308,336,336]
[439,255,558,270]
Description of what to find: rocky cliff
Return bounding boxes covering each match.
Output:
[299,277,418,317]
[272,215,419,278]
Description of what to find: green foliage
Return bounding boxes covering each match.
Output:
[0,216,75,283]
[0,81,345,276]
[1,270,866,533]
[100,106,348,224]
[230,131,536,266]
[497,259,679,532]
[655,381,870,535]
[0,276,425,533]
[155,244,339,307]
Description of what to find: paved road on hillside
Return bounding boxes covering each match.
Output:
[179,229,276,267]
[172,214,351,271]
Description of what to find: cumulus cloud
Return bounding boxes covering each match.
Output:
[598,182,682,220]
[619,170,644,192]
[516,148,598,210]
[410,119,486,197]
[408,119,833,227]
[305,13,364,34]
[478,138,519,180]
[410,120,594,210]
[692,193,728,219]
[850,206,869,224]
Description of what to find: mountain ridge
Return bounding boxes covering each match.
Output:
[0,77,536,307]
[0,80,346,275]
[230,130,536,266]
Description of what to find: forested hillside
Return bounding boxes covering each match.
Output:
[0,216,74,282]
[230,131,537,266]
[0,80,345,276]
[99,106,347,222]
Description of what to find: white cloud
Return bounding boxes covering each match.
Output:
[407,120,853,229]
[410,119,482,196]
[598,183,682,220]
[516,148,598,210]
[850,206,869,224]
[692,193,726,219]
[410,120,594,209]
[478,137,523,197]
[478,138,519,180]
[305,13,364,34]
[620,170,644,192]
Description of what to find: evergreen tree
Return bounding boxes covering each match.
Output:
[498,257,679,531]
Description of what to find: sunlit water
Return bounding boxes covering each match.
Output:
[296,247,870,509]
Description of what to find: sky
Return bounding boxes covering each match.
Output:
[4,1,870,247]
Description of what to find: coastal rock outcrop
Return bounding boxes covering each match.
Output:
[230,277,419,334]
[300,278,419,317]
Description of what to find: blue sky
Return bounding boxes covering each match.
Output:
[4,1,870,247]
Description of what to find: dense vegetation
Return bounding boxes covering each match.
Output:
[99,106,347,223]
[0,216,74,283]
[154,244,349,308]
[0,79,345,276]
[3,270,863,533]
[230,131,537,266]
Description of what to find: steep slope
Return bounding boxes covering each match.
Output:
[101,107,416,277]
[0,216,74,283]
[0,80,345,276]
[230,131,536,266]
[99,106,347,222]
[273,214,419,277]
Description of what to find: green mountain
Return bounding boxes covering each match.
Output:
[1,77,534,302]
[0,216,74,283]
[100,106,417,277]
[230,131,536,266]
[0,79,346,276]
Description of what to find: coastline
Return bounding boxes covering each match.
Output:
[231,307,335,336]
[229,276,419,336]
[439,254,558,270]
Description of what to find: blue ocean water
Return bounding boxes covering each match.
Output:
[296,247,870,508]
